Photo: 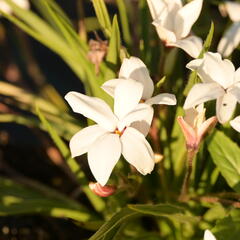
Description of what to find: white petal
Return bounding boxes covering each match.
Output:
[183,83,224,109]
[228,83,240,103]
[230,116,240,133]
[88,133,121,186]
[101,78,122,97]
[114,79,143,119]
[200,52,235,88]
[13,0,29,9]
[69,125,107,158]
[118,104,154,136]
[121,127,155,175]
[0,1,11,13]
[204,230,216,240]
[119,57,154,99]
[147,0,167,20]
[225,2,240,22]
[145,93,177,106]
[174,0,203,38]
[152,20,177,43]
[168,36,203,58]
[216,92,237,124]
[217,22,240,57]
[65,91,117,132]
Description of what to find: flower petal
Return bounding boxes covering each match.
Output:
[217,22,240,57]
[225,2,240,22]
[168,36,203,58]
[216,92,237,124]
[65,91,117,131]
[119,57,154,99]
[101,78,122,97]
[228,83,240,103]
[152,20,177,43]
[145,93,177,106]
[197,116,217,142]
[88,133,121,186]
[147,0,167,20]
[230,116,240,133]
[114,79,143,119]
[200,52,235,88]
[118,104,154,136]
[183,83,224,109]
[70,125,108,158]
[204,230,216,240]
[174,0,203,38]
[121,127,155,175]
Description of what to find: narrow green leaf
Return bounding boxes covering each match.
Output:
[116,0,132,46]
[92,0,112,37]
[89,208,140,240]
[36,107,106,212]
[0,177,94,222]
[128,203,199,223]
[105,15,121,80]
[207,130,240,193]
[199,22,215,58]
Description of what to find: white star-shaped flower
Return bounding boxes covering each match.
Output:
[184,52,240,123]
[204,230,216,240]
[65,89,155,186]
[101,57,177,136]
[0,0,29,14]
[147,0,203,58]
[218,1,240,57]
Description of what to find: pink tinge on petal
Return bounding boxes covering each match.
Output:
[177,116,198,150]
[89,182,116,197]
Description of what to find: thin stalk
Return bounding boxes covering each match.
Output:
[179,149,197,201]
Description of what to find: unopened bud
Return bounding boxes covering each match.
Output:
[89,182,116,197]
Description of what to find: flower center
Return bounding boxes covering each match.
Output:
[140,99,145,103]
[114,127,126,136]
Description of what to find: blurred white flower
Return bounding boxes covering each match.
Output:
[230,115,240,132]
[65,90,155,186]
[147,0,203,58]
[0,0,29,14]
[101,57,177,136]
[218,1,240,57]
[177,104,217,151]
[204,230,216,240]
[184,52,240,123]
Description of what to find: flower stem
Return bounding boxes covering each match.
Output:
[179,149,197,201]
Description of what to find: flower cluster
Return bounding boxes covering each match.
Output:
[65,57,176,186]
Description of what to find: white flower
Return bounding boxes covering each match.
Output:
[184,52,240,124]
[147,0,203,58]
[0,0,29,14]
[218,1,240,57]
[101,57,177,136]
[65,90,155,186]
[204,230,216,240]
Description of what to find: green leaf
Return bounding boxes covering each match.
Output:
[184,22,214,96]
[0,177,94,222]
[89,208,140,240]
[128,204,199,223]
[92,0,112,37]
[36,107,106,212]
[212,210,240,240]
[105,15,121,80]
[199,22,215,58]
[207,130,240,193]
[116,0,132,46]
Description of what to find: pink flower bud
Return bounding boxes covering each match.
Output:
[89,182,116,197]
